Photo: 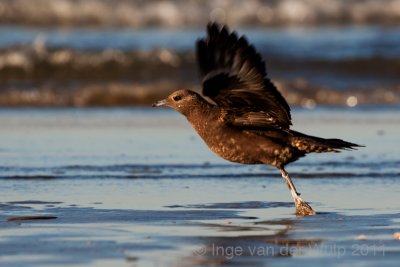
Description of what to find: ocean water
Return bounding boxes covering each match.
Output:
[1,26,399,59]
[0,108,399,266]
[1,25,399,109]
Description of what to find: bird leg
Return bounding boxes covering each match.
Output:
[279,168,316,216]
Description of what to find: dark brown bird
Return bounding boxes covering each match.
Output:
[153,23,361,215]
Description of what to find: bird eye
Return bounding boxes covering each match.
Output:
[173,96,182,101]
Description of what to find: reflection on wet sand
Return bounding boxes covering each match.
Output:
[180,203,321,266]
[0,198,398,266]
[181,211,397,267]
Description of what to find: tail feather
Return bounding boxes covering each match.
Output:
[290,130,363,153]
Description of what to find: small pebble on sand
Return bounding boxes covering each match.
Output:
[357,234,367,240]
[394,232,400,240]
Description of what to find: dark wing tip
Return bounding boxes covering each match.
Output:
[207,22,222,41]
[207,21,225,31]
[207,22,234,42]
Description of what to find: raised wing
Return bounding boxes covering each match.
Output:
[196,23,292,129]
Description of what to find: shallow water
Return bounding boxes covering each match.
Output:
[0,108,399,266]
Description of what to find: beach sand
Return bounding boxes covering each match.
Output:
[0,108,399,266]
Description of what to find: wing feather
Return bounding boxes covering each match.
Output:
[196,23,292,129]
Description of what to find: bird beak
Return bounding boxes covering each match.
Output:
[152,99,167,107]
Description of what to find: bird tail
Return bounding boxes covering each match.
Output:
[290,130,363,153]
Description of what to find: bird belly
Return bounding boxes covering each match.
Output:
[205,130,287,165]
[209,143,263,164]
[191,119,295,166]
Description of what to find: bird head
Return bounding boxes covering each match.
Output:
[152,89,203,116]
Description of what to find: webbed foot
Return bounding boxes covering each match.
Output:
[293,195,316,216]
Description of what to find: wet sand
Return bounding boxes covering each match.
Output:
[0,108,399,266]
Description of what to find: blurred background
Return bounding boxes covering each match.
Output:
[0,0,399,108]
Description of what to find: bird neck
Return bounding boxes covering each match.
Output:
[184,99,218,138]
[186,97,212,116]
